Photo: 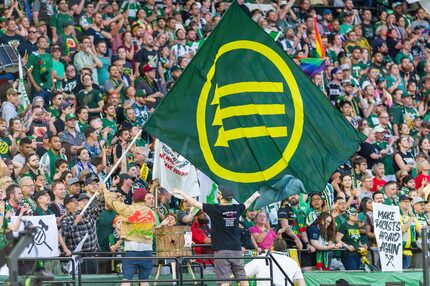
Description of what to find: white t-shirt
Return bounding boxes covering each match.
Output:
[244,252,304,286]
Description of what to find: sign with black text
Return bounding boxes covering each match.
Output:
[372,203,402,271]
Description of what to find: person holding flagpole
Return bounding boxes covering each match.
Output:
[173,187,260,286]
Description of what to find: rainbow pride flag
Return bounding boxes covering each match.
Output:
[299,16,326,77]
[299,58,326,77]
[314,15,325,59]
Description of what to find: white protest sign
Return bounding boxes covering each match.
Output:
[372,203,402,271]
[153,140,200,197]
[11,215,59,258]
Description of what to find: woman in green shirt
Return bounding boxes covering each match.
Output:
[336,207,366,270]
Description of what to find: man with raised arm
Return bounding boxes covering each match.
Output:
[173,186,260,286]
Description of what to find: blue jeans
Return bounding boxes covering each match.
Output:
[122,250,153,280]
[403,255,411,269]
[341,251,361,270]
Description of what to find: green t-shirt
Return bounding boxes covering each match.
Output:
[374,141,395,176]
[340,24,353,35]
[395,51,414,64]
[48,105,60,118]
[77,121,89,133]
[102,117,117,145]
[52,59,65,90]
[27,52,53,89]
[96,209,118,252]
[392,106,419,126]
[351,61,367,80]
[76,89,103,113]
[386,75,406,93]
[50,12,74,32]
[335,213,348,227]
[338,221,361,249]
[0,136,12,159]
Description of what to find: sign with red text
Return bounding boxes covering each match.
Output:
[153,139,200,197]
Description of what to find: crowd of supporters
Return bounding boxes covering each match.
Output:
[0,0,429,281]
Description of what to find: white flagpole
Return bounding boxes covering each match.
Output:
[79,129,143,216]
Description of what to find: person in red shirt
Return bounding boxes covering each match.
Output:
[191,210,213,265]
[371,163,386,192]
[415,160,430,191]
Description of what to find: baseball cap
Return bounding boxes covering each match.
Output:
[136,89,147,97]
[392,2,402,8]
[373,126,386,133]
[412,197,427,205]
[331,67,340,76]
[64,194,76,205]
[84,174,99,186]
[340,64,350,71]
[50,45,61,52]
[65,113,78,121]
[171,65,183,72]
[143,64,155,73]
[37,21,47,27]
[219,185,233,200]
[401,92,412,99]
[346,207,358,216]
[67,177,82,186]
[77,193,90,202]
[58,101,71,111]
[376,76,385,84]
[399,195,412,202]
[84,126,97,137]
[6,88,21,96]
[323,9,332,16]
[342,80,353,86]
[33,190,48,202]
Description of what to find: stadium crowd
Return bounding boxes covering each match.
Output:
[0,0,430,283]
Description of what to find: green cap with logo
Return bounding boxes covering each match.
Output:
[65,113,78,121]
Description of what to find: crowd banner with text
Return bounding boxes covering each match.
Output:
[372,203,402,272]
[153,139,200,197]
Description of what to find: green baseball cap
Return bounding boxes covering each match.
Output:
[136,89,147,97]
[65,113,78,121]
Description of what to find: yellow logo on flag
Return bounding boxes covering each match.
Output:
[196,40,304,183]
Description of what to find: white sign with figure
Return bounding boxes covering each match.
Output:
[11,215,59,258]
[372,203,402,271]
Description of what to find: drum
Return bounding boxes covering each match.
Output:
[155,225,192,257]
[0,44,19,73]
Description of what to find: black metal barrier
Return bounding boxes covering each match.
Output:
[78,256,181,285]
[11,246,379,285]
[15,257,77,286]
[178,255,274,285]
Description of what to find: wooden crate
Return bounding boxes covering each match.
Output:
[155,225,192,257]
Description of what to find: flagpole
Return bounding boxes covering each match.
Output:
[79,129,143,216]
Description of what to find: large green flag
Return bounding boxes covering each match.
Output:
[144,1,364,207]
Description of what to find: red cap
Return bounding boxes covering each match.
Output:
[143,64,155,73]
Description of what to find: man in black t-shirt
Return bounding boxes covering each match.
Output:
[174,186,260,286]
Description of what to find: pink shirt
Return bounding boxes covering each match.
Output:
[249,226,277,250]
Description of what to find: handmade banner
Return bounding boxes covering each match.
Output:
[197,170,218,204]
[153,139,200,197]
[372,203,402,271]
[11,215,59,258]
